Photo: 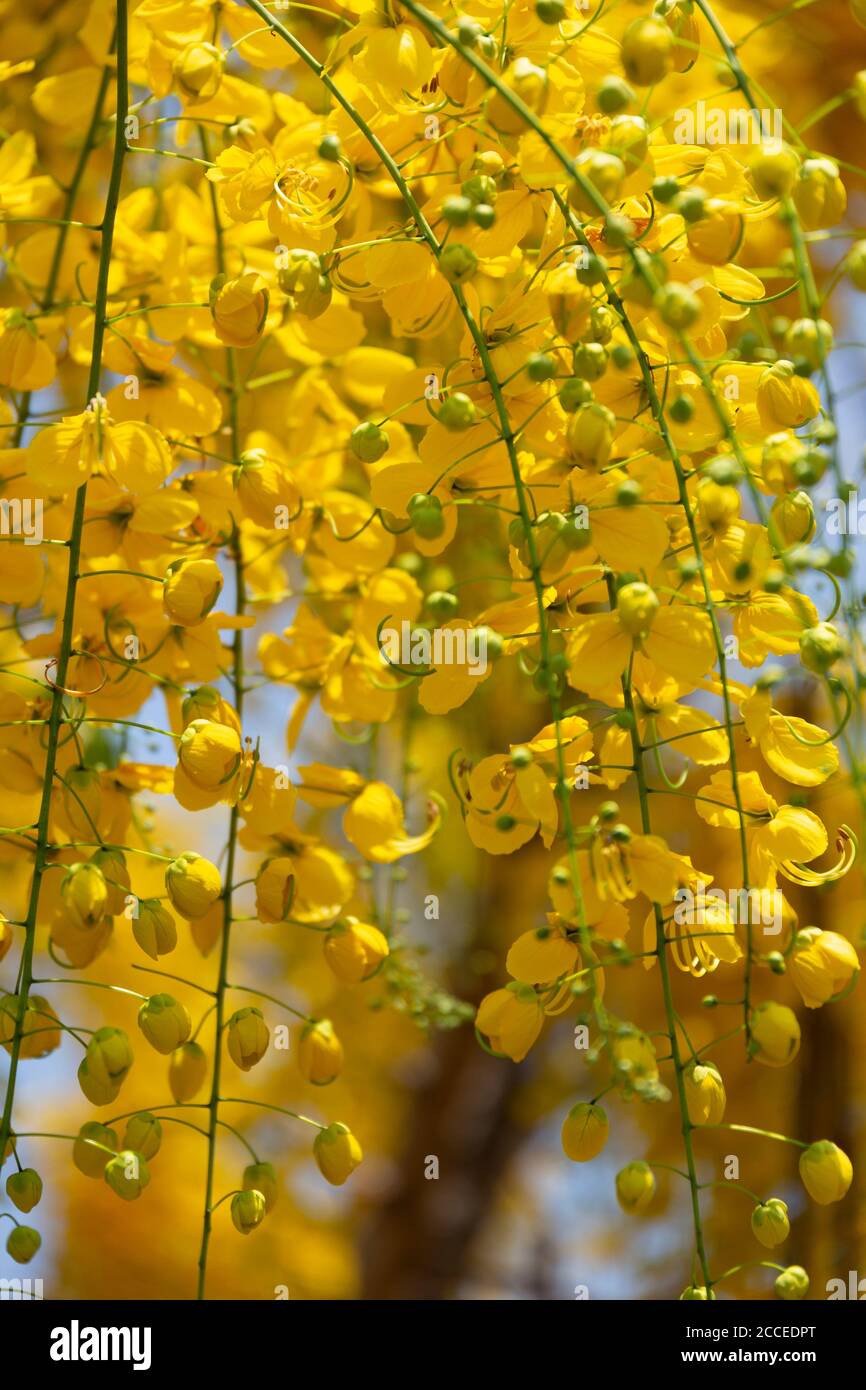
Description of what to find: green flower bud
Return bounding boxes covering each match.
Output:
[73,1122,118,1178]
[535,0,565,23]
[616,581,659,638]
[655,281,702,330]
[799,622,846,674]
[317,133,341,161]
[775,1265,810,1300]
[349,421,389,463]
[84,1027,134,1093]
[137,994,191,1055]
[122,1112,163,1161]
[572,341,609,381]
[437,391,477,430]
[441,194,473,226]
[439,243,478,284]
[526,351,556,382]
[6,1224,40,1264]
[104,1150,150,1201]
[652,175,680,203]
[559,377,594,412]
[751,1197,790,1248]
[425,590,459,619]
[277,248,332,318]
[232,1187,266,1234]
[597,75,634,114]
[407,492,446,540]
[5,1167,42,1214]
[462,173,497,204]
[669,393,694,423]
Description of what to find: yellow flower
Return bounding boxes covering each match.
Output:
[566,592,716,698]
[60,862,108,931]
[793,158,846,229]
[254,856,297,924]
[646,886,742,978]
[798,1140,853,1204]
[210,271,269,348]
[137,993,191,1055]
[341,780,442,865]
[173,41,223,105]
[750,1001,800,1067]
[163,557,223,627]
[165,852,223,919]
[26,408,172,495]
[684,1061,726,1125]
[505,922,579,984]
[122,1113,162,1161]
[313,1122,362,1186]
[235,441,302,528]
[227,1006,269,1071]
[178,718,243,790]
[615,1160,656,1212]
[757,360,820,430]
[612,1031,660,1096]
[751,1198,790,1249]
[739,687,838,788]
[696,769,855,892]
[0,315,55,389]
[790,928,859,1008]
[169,1041,208,1103]
[561,1102,609,1162]
[0,993,61,1059]
[476,984,544,1061]
[323,918,389,983]
[133,900,178,961]
[298,1019,343,1085]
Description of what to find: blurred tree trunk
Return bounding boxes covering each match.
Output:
[360,849,536,1299]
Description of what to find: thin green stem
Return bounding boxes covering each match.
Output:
[0,0,128,1169]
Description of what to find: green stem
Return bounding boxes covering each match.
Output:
[196,122,245,1303]
[613,581,713,1294]
[0,0,128,1170]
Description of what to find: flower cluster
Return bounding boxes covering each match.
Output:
[0,0,863,1299]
